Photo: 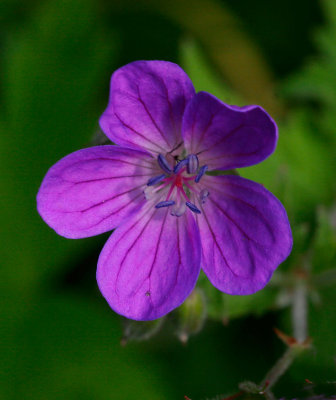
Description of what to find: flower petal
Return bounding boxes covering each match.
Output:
[100,61,195,155]
[97,204,202,320]
[37,146,155,238]
[194,175,292,294]
[182,91,277,170]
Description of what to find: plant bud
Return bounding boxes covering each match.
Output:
[175,288,207,343]
[121,318,165,345]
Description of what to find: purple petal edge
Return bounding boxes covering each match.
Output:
[37,146,155,239]
[195,175,292,295]
[97,204,202,320]
[182,91,278,170]
[99,60,195,155]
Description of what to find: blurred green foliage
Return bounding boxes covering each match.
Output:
[1,0,336,399]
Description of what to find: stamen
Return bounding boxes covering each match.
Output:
[147,174,166,186]
[155,200,175,208]
[195,165,208,183]
[199,189,210,204]
[187,154,199,174]
[183,182,198,198]
[174,159,188,174]
[157,154,172,174]
[171,201,186,217]
[165,183,176,201]
[186,201,201,214]
[144,182,168,200]
[178,186,189,202]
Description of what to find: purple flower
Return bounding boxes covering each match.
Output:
[37,61,292,320]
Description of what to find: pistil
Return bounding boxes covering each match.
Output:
[147,153,209,216]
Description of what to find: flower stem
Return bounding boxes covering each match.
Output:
[259,275,310,394]
[260,346,298,390]
[233,271,311,400]
[220,391,244,400]
[292,278,308,343]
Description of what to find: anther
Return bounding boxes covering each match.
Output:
[147,174,166,186]
[187,154,199,174]
[157,154,172,174]
[155,200,175,208]
[195,165,208,183]
[186,201,201,214]
[199,189,210,204]
[174,159,188,174]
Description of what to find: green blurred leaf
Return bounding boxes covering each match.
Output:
[311,205,336,274]
[1,296,175,400]
[111,0,282,115]
[243,111,335,222]
[197,271,277,321]
[283,0,336,145]
[222,288,278,321]
[286,285,336,383]
[0,0,116,300]
[180,38,242,105]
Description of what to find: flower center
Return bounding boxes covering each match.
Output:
[145,153,210,217]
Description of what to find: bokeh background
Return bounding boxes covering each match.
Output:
[1,0,336,399]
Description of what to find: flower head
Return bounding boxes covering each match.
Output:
[37,61,292,320]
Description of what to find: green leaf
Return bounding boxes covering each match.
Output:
[0,296,176,400]
[243,111,336,222]
[0,0,116,301]
[180,38,242,105]
[311,205,336,274]
[197,271,277,321]
[282,0,336,145]
[286,285,336,383]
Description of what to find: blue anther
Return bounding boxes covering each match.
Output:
[157,154,172,174]
[199,189,210,204]
[173,159,188,174]
[147,174,166,186]
[187,154,199,174]
[186,201,201,214]
[195,165,208,183]
[155,200,175,208]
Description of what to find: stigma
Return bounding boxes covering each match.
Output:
[145,152,209,217]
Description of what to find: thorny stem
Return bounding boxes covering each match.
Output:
[260,347,298,390]
[215,274,311,400]
[220,391,244,400]
[204,271,314,400]
[237,274,311,400]
[258,275,310,397]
